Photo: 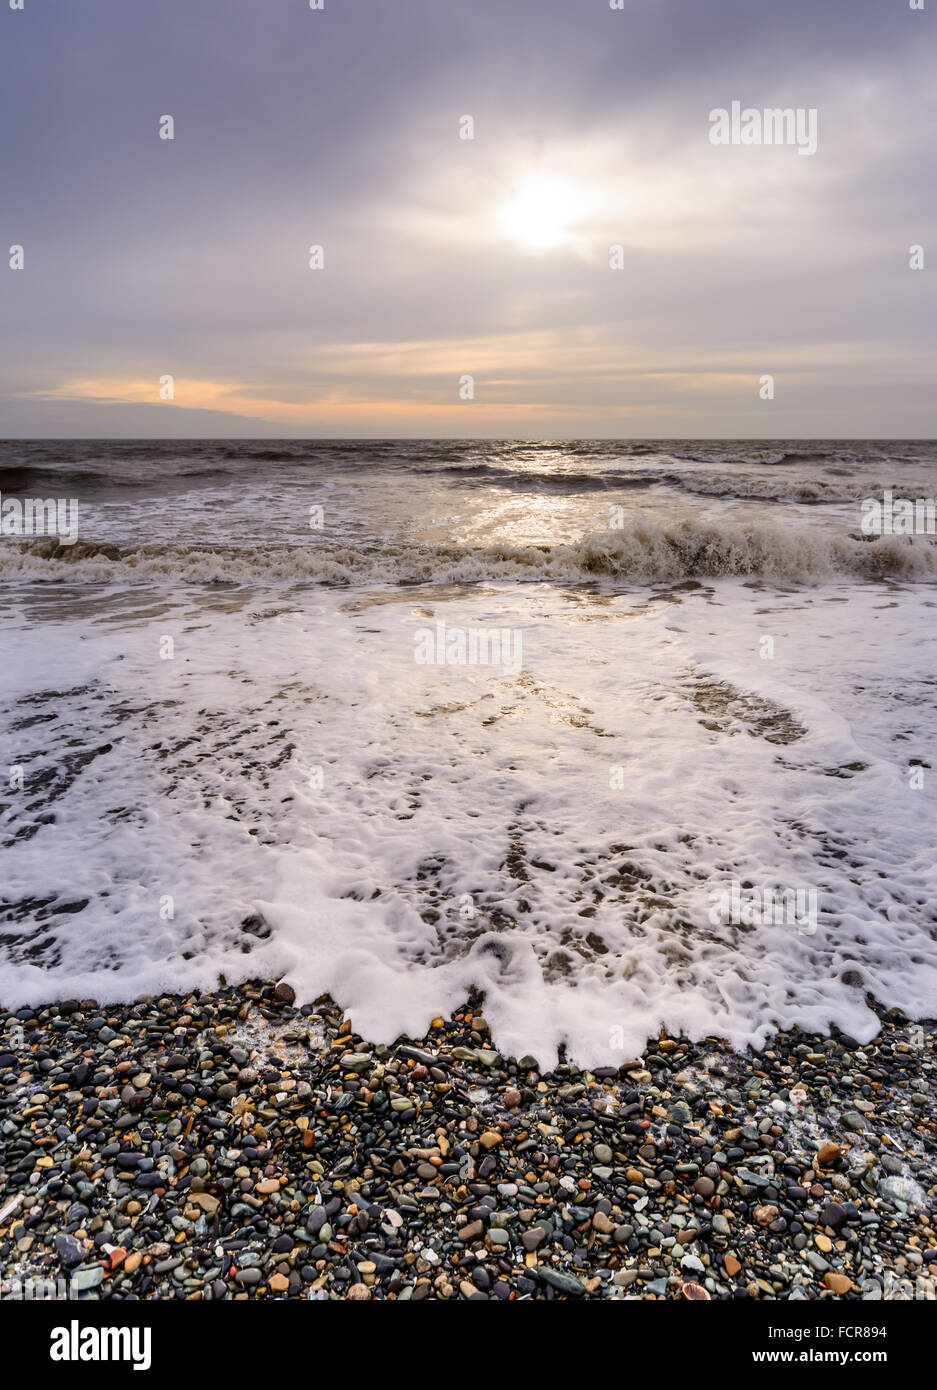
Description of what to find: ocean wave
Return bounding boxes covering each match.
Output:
[420,460,924,504]
[0,459,916,506]
[669,473,886,503]
[3,517,936,586]
[0,466,133,491]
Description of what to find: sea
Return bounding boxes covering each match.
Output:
[1,438,936,1068]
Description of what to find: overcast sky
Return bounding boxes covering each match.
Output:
[1,0,934,438]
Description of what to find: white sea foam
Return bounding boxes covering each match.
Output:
[2,580,935,1066]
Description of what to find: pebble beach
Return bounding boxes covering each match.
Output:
[1,981,934,1301]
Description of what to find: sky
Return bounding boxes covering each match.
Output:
[1,0,935,438]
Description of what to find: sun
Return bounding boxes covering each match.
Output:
[498,177,576,249]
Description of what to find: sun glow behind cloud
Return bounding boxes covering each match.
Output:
[393,124,837,270]
[497,177,579,249]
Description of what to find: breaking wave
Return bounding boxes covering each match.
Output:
[3,516,936,586]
